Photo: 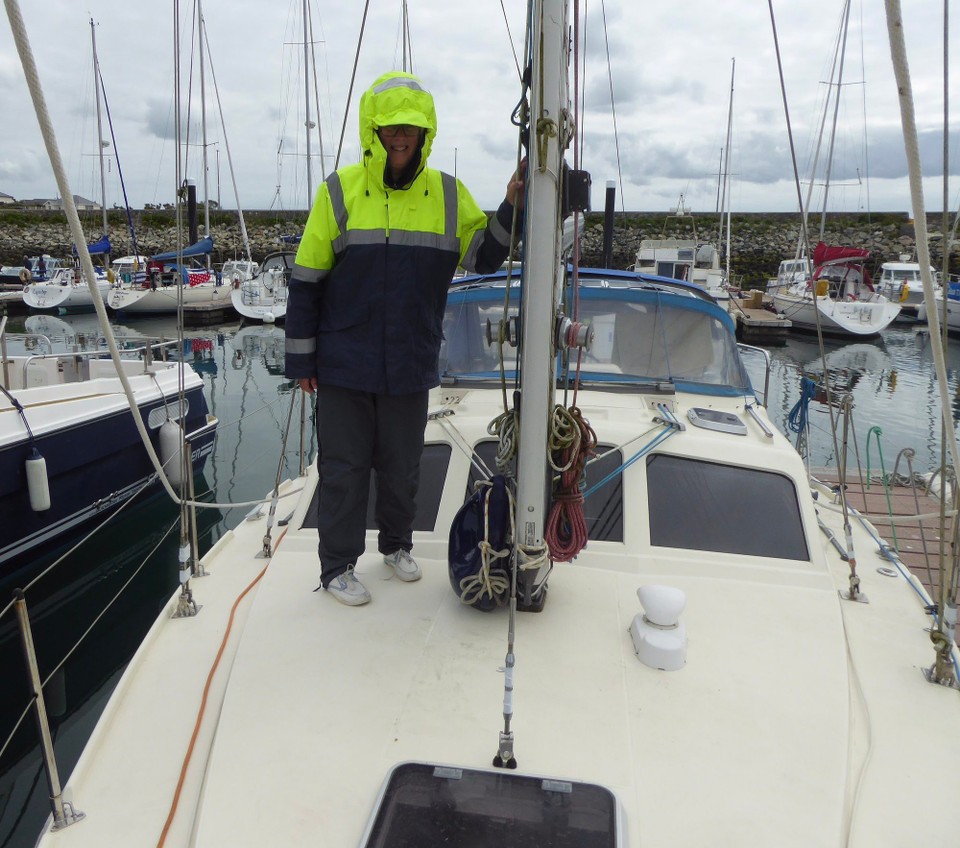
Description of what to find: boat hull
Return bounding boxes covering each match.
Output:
[22,279,112,313]
[772,289,901,336]
[0,368,216,574]
[108,282,232,314]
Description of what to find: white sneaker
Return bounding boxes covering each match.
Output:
[383,550,421,582]
[325,568,371,605]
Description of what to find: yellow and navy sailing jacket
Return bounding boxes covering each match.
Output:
[284,72,517,394]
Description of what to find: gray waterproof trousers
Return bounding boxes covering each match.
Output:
[315,385,428,587]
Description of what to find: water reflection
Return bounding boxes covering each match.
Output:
[746,326,960,471]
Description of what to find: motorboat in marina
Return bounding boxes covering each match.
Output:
[632,199,730,304]
[770,242,902,336]
[25,0,960,845]
[633,237,729,302]
[875,257,940,322]
[3,254,71,291]
[916,278,960,333]
[0,323,218,575]
[229,250,293,323]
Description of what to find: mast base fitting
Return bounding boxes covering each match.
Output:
[838,589,869,604]
[518,574,548,613]
[493,733,517,769]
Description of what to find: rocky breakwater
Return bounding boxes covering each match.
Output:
[0,209,309,270]
[2,209,958,288]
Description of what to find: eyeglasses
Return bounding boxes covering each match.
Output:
[378,124,421,138]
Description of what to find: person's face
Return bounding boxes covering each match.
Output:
[378,124,422,176]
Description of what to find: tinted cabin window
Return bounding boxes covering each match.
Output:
[468,441,624,543]
[646,454,809,560]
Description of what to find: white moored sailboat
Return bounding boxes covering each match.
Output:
[229,250,293,323]
[22,20,115,316]
[771,242,902,336]
[23,0,960,846]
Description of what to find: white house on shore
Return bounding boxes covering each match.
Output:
[19,195,100,211]
[0,192,14,205]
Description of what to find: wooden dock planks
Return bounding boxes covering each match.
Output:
[812,468,958,643]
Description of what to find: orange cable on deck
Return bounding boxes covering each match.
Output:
[156,525,289,847]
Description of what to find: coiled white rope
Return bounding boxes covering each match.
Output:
[458,481,514,607]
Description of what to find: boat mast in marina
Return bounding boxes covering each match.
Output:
[90,18,109,270]
[512,0,570,609]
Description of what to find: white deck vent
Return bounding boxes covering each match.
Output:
[630,585,687,671]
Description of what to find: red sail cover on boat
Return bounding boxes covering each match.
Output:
[812,241,872,287]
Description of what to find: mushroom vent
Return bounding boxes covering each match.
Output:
[630,585,687,671]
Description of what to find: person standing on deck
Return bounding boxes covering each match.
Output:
[284,71,525,606]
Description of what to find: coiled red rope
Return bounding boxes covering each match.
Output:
[545,406,597,561]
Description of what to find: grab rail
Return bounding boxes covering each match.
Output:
[736,342,771,406]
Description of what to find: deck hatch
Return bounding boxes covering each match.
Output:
[361,761,619,847]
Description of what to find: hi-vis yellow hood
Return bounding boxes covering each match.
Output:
[359,72,437,175]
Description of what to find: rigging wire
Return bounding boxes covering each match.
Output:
[334,0,371,170]
[99,79,143,263]
[498,0,523,81]
[199,21,252,261]
[598,0,626,215]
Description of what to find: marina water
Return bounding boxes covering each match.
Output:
[0,313,954,846]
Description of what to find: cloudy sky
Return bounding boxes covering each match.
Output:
[0,0,956,217]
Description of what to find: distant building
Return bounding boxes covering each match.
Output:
[0,191,14,205]
[20,195,101,211]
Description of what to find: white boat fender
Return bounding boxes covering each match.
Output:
[26,447,51,511]
[159,420,184,487]
[630,585,687,671]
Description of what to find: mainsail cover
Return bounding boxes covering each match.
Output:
[151,236,214,262]
[72,234,112,256]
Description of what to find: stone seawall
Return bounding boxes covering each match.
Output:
[1,209,956,287]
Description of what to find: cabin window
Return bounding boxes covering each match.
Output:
[655,261,689,280]
[646,454,809,560]
[362,762,619,848]
[468,441,624,542]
